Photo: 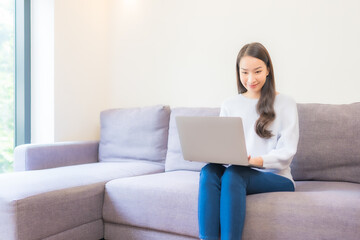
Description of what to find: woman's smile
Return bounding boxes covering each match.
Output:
[248,82,259,88]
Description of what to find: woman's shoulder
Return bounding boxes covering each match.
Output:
[221,94,238,107]
[275,93,298,114]
[221,93,256,106]
[275,93,297,106]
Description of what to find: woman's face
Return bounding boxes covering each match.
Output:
[239,56,269,99]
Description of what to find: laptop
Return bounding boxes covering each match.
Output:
[176,116,264,168]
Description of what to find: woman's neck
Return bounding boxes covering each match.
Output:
[242,91,260,99]
[242,91,280,99]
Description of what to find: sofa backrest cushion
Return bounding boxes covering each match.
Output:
[291,103,360,183]
[99,105,171,163]
[165,107,220,172]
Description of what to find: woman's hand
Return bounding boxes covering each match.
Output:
[248,155,264,167]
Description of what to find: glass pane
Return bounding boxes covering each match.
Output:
[0,0,15,173]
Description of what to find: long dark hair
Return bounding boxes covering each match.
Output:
[236,42,276,139]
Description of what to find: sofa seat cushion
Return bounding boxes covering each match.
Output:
[103,171,360,240]
[0,162,164,240]
[103,171,199,237]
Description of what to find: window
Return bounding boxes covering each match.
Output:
[0,0,15,173]
[0,0,31,173]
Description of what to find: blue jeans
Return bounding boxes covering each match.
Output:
[198,163,295,240]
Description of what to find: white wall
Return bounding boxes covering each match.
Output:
[31,0,54,143]
[53,0,110,142]
[32,0,360,142]
[32,0,110,142]
[108,0,360,107]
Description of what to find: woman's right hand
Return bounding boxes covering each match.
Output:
[248,155,264,167]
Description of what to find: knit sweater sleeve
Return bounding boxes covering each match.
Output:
[261,98,299,170]
[219,102,229,117]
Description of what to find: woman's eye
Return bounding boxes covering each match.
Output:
[256,71,262,74]
[241,72,248,74]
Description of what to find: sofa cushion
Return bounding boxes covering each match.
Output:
[99,105,170,163]
[103,171,199,237]
[291,103,360,183]
[43,220,103,240]
[103,171,360,240]
[165,107,220,171]
[104,223,197,240]
[0,162,164,240]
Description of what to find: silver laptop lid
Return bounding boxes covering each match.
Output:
[176,116,250,166]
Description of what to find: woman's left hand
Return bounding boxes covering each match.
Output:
[248,155,264,167]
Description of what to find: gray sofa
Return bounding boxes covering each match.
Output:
[1,103,359,240]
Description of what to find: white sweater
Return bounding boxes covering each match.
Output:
[220,93,299,185]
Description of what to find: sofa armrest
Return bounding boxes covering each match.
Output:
[14,141,99,171]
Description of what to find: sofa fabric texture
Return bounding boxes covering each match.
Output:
[14,141,99,171]
[0,162,164,240]
[165,107,220,172]
[99,105,171,163]
[103,171,360,240]
[104,223,198,240]
[43,220,103,240]
[291,103,360,183]
[103,171,199,237]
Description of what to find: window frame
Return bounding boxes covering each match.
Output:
[15,0,31,146]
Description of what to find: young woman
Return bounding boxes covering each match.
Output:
[198,42,299,240]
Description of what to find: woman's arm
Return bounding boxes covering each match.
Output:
[260,99,299,170]
[219,104,228,117]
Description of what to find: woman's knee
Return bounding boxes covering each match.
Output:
[200,163,225,182]
[222,165,252,186]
